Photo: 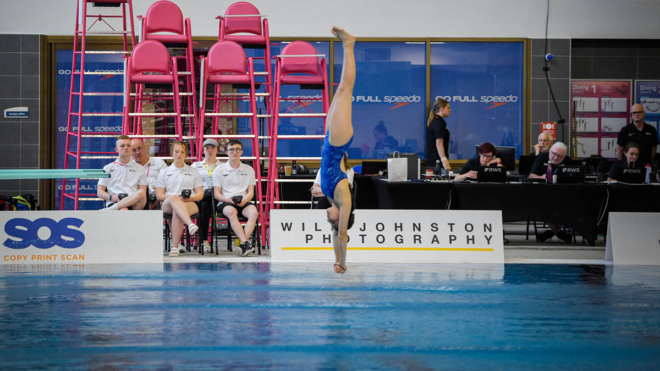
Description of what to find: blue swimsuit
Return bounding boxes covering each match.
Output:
[320,132,353,201]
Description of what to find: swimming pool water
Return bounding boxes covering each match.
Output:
[0,263,659,370]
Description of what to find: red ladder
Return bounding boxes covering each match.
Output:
[61,0,135,210]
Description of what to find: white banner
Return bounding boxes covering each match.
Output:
[1,211,163,264]
[271,210,504,263]
[606,212,660,265]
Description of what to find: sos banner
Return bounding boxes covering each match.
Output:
[430,42,524,160]
[635,80,660,144]
[1,211,163,264]
[55,50,125,210]
[270,209,504,263]
[570,80,632,158]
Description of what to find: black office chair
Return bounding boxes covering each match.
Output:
[164,212,203,255]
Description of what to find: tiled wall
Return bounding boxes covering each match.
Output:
[0,35,40,199]
[530,38,571,154]
[571,39,660,80]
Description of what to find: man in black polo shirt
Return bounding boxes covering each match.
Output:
[616,104,658,167]
[528,142,573,244]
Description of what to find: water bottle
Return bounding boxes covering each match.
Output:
[645,164,652,184]
[434,160,441,178]
[292,160,297,175]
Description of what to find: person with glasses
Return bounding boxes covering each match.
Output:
[529,142,573,243]
[455,142,502,181]
[192,139,224,253]
[534,132,554,156]
[616,104,658,168]
[212,140,258,257]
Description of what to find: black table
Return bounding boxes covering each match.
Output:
[371,177,451,209]
[277,174,377,209]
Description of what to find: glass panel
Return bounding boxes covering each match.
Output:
[430,42,524,160]
[334,42,427,160]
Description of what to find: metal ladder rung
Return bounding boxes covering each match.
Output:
[83,51,131,54]
[204,113,252,117]
[276,157,321,160]
[276,135,325,139]
[83,71,124,75]
[278,113,326,117]
[204,135,256,139]
[274,201,312,204]
[84,31,131,35]
[80,156,117,159]
[128,113,177,117]
[178,72,192,75]
[274,179,315,183]
[131,92,193,96]
[78,198,104,201]
[81,113,123,117]
[83,92,123,96]
[80,134,123,138]
[218,93,270,97]
[253,72,269,76]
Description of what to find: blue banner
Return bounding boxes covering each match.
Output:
[56,50,124,210]
[635,80,660,143]
[333,42,427,160]
[431,42,524,159]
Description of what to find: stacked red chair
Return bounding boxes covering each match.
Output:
[61,0,136,210]
[122,40,183,145]
[266,41,330,242]
[198,41,264,253]
[137,0,198,157]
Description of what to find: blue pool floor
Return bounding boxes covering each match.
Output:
[1,262,659,370]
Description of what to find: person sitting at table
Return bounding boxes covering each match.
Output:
[529,142,572,182]
[454,142,502,181]
[528,142,573,244]
[607,142,643,182]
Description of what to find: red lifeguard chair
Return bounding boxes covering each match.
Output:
[265,41,329,243]
[198,40,264,253]
[61,0,136,210]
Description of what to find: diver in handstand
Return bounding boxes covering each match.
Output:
[321,26,357,274]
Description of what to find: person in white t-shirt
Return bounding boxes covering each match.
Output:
[212,140,258,257]
[191,138,224,253]
[97,135,148,211]
[155,141,204,257]
[131,138,167,209]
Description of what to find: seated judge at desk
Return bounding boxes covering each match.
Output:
[454,142,502,181]
[529,142,571,182]
[608,142,643,181]
[534,132,553,156]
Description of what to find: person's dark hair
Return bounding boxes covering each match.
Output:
[374,121,388,135]
[332,181,357,231]
[478,142,497,156]
[226,139,243,149]
[623,142,639,153]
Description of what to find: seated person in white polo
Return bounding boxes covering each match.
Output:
[131,138,167,209]
[97,135,148,211]
[191,138,224,253]
[155,141,204,257]
[212,140,258,257]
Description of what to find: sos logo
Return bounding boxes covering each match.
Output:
[3,218,85,249]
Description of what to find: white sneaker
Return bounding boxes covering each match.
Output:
[188,224,199,236]
[234,244,243,257]
[169,247,179,257]
[170,241,186,253]
[203,241,212,253]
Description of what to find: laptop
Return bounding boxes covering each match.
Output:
[555,165,586,184]
[518,155,536,175]
[477,166,507,183]
[361,161,388,175]
[616,167,646,184]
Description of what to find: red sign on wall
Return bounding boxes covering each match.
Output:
[541,122,556,140]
